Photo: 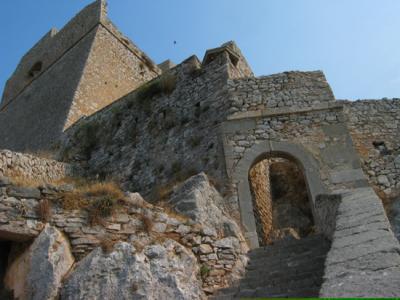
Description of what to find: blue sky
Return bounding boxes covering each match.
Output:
[1,0,400,100]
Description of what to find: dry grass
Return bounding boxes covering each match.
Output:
[131,240,145,252]
[26,150,56,160]
[140,215,153,233]
[6,169,46,188]
[154,183,174,202]
[208,176,223,192]
[38,199,52,222]
[99,235,118,254]
[6,169,77,189]
[156,201,188,223]
[61,181,126,226]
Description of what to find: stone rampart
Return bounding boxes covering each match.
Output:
[59,52,234,198]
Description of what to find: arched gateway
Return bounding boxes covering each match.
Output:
[230,140,326,248]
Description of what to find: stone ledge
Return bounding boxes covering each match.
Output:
[227,102,343,121]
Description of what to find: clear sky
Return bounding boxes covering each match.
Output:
[1,0,400,100]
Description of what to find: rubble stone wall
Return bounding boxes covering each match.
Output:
[342,99,400,196]
[228,71,335,116]
[249,160,272,245]
[0,150,70,182]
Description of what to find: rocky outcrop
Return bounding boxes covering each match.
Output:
[61,240,204,300]
[5,224,74,300]
[169,172,245,242]
[0,172,248,298]
[169,173,249,288]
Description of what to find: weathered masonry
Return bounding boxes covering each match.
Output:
[1,0,400,297]
[0,0,160,152]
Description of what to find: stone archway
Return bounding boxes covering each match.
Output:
[231,140,326,248]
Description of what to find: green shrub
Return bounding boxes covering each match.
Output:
[200,264,210,278]
[76,121,100,159]
[188,136,203,148]
[171,161,182,174]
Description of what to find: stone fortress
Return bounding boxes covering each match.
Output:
[0,0,400,298]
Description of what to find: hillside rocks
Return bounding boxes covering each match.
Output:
[5,224,74,300]
[0,172,248,298]
[170,172,245,241]
[169,172,249,289]
[61,240,205,300]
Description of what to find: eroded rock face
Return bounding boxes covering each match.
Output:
[61,240,205,300]
[169,172,244,241]
[5,224,74,300]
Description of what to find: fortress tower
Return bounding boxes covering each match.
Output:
[0,0,161,152]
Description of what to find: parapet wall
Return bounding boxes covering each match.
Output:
[228,71,335,116]
[0,150,71,182]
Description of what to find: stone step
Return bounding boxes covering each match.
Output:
[240,269,324,289]
[250,234,326,252]
[246,247,328,268]
[249,253,325,272]
[240,276,321,295]
[248,235,329,258]
[214,234,330,298]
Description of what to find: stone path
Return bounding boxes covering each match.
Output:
[212,234,330,299]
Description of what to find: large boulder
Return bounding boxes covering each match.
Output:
[4,224,74,300]
[61,239,205,300]
[169,172,243,240]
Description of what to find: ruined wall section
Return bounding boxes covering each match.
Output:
[342,99,400,197]
[0,150,71,182]
[228,71,335,116]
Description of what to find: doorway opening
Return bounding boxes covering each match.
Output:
[249,156,315,246]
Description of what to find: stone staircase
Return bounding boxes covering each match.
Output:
[212,234,330,299]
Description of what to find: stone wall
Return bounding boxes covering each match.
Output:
[0,0,160,152]
[227,71,335,117]
[0,1,105,106]
[59,52,234,198]
[223,107,354,191]
[320,187,400,297]
[342,99,400,197]
[64,14,160,128]
[249,160,272,245]
[0,150,70,182]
